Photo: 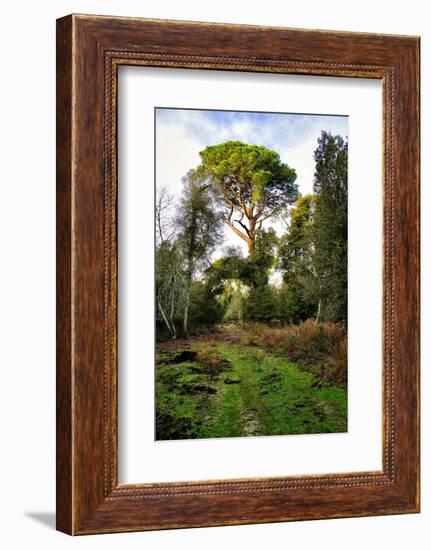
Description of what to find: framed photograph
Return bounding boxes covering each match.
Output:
[56,14,420,534]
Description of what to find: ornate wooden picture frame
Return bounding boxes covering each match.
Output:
[56,14,420,534]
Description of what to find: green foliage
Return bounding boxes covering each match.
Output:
[222,282,247,322]
[206,228,278,293]
[189,281,225,326]
[312,131,348,323]
[176,169,224,334]
[203,228,280,323]
[205,255,246,292]
[277,195,318,322]
[198,141,297,254]
[278,194,315,283]
[176,169,223,274]
[245,228,278,286]
[199,141,297,211]
[244,284,279,321]
[277,283,316,324]
[277,132,348,324]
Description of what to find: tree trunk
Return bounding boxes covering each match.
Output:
[247,238,255,256]
[169,293,177,339]
[247,218,256,257]
[158,299,175,338]
[183,203,197,337]
[183,268,193,337]
[183,296,190,337]
[315,298,322,325]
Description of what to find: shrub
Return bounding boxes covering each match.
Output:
[244,284,279,321]
[190,281,225,326]
[327,337,348,387]
[194,346,226,371]
[243,334,258,346]
[251,320,347,387]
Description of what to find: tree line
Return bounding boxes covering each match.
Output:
[156,131,347,339]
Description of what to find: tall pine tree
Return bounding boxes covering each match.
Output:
[312,131,348,323]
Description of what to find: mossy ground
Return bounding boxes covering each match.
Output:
[156,331,347,440]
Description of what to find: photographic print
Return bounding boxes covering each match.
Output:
[155,107,348,441]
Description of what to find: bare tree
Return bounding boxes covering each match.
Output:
[155,185,175,246]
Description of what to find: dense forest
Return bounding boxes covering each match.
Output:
[155,130,348,440]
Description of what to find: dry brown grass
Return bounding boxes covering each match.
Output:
[327,338,348,387]
[248,320,347,388]
[194,345,227,371]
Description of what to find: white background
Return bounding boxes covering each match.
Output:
[119,68,382,483]
[0,0,428,548]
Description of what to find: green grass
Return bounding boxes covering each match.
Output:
[156,342,347,440]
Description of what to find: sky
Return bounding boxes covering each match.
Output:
[155,107,348,257]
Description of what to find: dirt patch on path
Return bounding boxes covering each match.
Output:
[156,324,246,356]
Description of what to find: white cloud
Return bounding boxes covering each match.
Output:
[156,120,201,197]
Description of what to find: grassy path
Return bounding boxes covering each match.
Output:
[156,342,347,440]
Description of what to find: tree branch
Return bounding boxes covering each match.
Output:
[226,220,252,245]
[225,205,234,224]
[256,208,278,224]
[235,218,251,239]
